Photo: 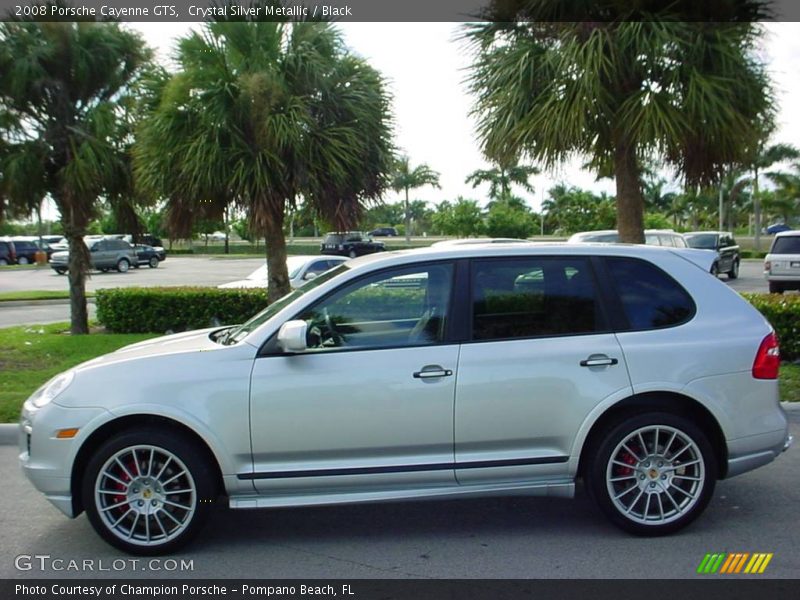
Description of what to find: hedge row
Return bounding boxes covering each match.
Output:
[743,293,800,361]
[96,287,269,334]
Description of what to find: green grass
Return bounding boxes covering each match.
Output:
[0,323,156,422]
[0,290,95,302]
[779,363,800,403]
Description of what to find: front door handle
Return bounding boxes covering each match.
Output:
[580,354,619,367]
[413,365,453,379]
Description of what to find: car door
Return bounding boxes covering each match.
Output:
[454,256,633,485]
[249,262,460,494]
[718,235,733,272]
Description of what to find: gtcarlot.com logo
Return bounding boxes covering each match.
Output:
[697,552,773,574]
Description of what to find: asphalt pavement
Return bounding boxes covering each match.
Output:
[0,408,797,579]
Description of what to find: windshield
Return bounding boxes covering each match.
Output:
[224,263,350,344]
[685,234,718,250]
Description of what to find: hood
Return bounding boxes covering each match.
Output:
[51,250,68,260]
[76,327,224,370]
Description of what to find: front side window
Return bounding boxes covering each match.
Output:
[605,257,695,330]
[296,263,454,351]
[471,257,601,341]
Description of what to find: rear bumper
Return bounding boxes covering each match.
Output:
[725,429,792,479]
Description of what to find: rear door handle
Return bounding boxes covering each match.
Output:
[580,354,619,367]
[413,365,453,379]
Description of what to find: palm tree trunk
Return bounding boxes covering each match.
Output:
[614,141,645,244]
[263,201,291,303]
[64,225,90,335]
[404,187,411,244]
[224,206,229,255]
[753,166,761,252]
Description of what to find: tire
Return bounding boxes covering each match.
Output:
[348,250,358,258]
[728,260,739,280]
[769,281,783,294]
[116,258,130,273]
[710,262,719,277]
[18,256,30,265]
[148,256,159,268]
[0,258,7,266]
[99,268,109,273]
[55,267,67,275]
[82,428,217,555]
[586,412,717,536]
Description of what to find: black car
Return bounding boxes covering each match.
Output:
[133,244,167,268]
[369,227,398,237]
[685,231,740,279]
[0,238,16,265]
[321,231,385,258]
[10,238,54,264]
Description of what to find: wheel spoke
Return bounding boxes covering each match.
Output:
[637,432,648,455]
[656,492,665,521]
[643,493,652,520]
[666,459,701,471]
[100,500,129,513]
[110,508,133,528]
[609,475,636,482]
[612,459,641,471]
[127,513,140,539]
[669,442,692,461]
[664,431,678,455]
[663,487,683,514]
[621,443,643,462]
[101,471,129,488]
[131,449,141,477]
[162,499,192,511]
[160,507,183,527]
[161,469,187,487]
[164,488,193,494]
[153,511,168,537]
[115,457,134,480]
[671,486,697,501]
[673,474,702,482]
[614,484,639,500]
[154,456,172,481]
[625,488,646,514]
[146,448,155,477]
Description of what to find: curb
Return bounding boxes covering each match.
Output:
[0,298,96,308]
[0,424,17,445]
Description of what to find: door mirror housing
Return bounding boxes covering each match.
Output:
[277,320,308,353]
[303,271,318,281]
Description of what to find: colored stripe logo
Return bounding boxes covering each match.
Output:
[697,553,773,574]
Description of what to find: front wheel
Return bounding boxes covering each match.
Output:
[586,412,717,536]
[769,281,783,294]
[55,267,67,275]
[728,260,739,280]
[18,256,30,265]
[82,428,217,555]
[348,249,358,258]
[710,262,719,277]
[149,256,159,268]
[116,258,130,273]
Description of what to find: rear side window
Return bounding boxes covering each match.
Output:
[471,257,603,341]
[770,236,800,254]
[605,258,694,330]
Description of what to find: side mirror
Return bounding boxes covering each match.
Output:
[277,320,308,353]
[303,271,318,281]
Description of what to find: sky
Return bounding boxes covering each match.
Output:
[129,21,800,214]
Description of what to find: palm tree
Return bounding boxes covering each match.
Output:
[136,20,393,301]
[0,22,152,334]
[464,1,774,243]
[749,143,800,250]
[391,157,440,243]
[465,162,539,203]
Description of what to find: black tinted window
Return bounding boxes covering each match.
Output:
[771,236,800,254]
[471,257,601,341]
[606,258,694,330]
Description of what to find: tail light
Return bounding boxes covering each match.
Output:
[752,332,780,379]
[764,260,771,272]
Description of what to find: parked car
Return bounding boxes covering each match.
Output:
[132,244,166,269]
[20,243,791,554]
[369,227,399,237]
[684,231,740,279]
[764,230,800,293]
[9,237,52,264]
[218,255,349,290]
[568,229,689,247]
[766,223,792,235]
[321,231,385,258]
[0,238,16,265]
[49,237,136,274]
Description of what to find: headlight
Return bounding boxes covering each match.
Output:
[28,371,75,409]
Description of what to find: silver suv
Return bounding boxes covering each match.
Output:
[764,230,800,293]
[20,243,791,554]
[49,237,136,274]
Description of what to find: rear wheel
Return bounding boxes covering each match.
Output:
[55,267,67,275]
[348,249,358,258]
[149,256,159,268]
[727,260,739,279]
[586,412,716,536]
[116,258,130,273]
[769,281,783,294]
[18,256,30,265]
[82,428,217,555]
[0,258,7,266]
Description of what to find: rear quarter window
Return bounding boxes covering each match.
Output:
[605,257,695,330]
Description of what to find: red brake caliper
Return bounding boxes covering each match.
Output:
[615,449,638,477]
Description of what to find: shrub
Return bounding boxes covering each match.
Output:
[744,293,800,361]
[96,287,269,334]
